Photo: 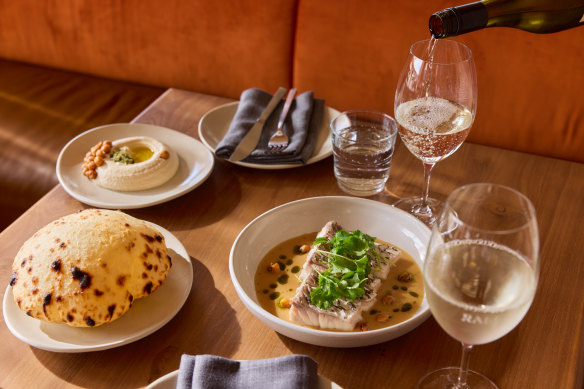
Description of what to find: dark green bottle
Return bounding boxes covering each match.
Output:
[429,0,584,38]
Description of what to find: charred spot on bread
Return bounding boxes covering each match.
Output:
[85,316,96,327]
[42,293,52,315]
[117,275,126,286]
[107,304,116,318]
[67,314,74,322]
[71,267,91,289]
[155,234,163,242]
[141,233,155,243]
[144,282,153,294]
[50,258,62,272]
[94,289,104,296]
[9,272,17,286]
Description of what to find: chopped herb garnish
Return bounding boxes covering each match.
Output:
[110,150,134,164]
[309,229,393,310]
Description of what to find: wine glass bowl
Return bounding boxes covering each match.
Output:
[394,39,477,226]
[418,183,539,388]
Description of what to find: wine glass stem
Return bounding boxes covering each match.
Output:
[420,162,436,213]
[456,342,474,388]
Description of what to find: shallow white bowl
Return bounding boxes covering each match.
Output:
[229,196,431,348]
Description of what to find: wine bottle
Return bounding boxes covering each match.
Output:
[429,0,584,38]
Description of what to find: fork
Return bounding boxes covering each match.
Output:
[268,88,296,151]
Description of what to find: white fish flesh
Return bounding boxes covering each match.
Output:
[289,221,401,331]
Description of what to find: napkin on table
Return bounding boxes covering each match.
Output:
[176,354,319,389]
[215,88,325,164]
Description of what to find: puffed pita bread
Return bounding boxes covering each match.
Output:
[9,209,172,327]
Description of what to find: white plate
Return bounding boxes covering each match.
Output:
[146,369,342,389]
[56,123,214,209]
[2,222,193,353]
[198,101,339,169]
[230,196,432,348]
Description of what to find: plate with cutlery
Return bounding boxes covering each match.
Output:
[198,88,339,170]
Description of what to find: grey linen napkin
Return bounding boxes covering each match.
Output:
[176,354,319,389]
[215,88,324,164]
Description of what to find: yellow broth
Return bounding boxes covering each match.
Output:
[254,232,424,332]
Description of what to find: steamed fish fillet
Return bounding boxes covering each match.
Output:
[290,221,401,331]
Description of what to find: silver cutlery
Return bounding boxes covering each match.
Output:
[229,87,287,162]
[268,88,296,151]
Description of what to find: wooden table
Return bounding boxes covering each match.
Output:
[1,89,583,389]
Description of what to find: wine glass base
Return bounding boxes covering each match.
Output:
[393,196,444,227]
[416,367,498,389]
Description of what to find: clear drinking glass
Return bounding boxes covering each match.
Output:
[330,110,398,197]
[394,38,477,226]
[419,183,539,389]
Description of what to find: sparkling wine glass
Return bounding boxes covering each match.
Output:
[394,38,477,226]
[418,183,539,389]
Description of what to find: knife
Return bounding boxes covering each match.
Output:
[229,87,287,162]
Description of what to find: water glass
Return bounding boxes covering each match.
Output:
[330,110,397,196]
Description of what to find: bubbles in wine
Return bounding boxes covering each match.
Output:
[395,97,473,163]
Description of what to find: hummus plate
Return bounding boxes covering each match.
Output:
[57,123,214,209]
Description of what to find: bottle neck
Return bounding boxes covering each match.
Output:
[430,2,489,38]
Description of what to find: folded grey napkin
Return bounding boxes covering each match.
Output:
[215,88,324,164]
[176,354,319,389]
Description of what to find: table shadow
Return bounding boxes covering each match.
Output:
[132,160,241,231]
[31,256,241,388]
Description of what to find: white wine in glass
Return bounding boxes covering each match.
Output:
[394,38,477,226]
[419,183,540,389]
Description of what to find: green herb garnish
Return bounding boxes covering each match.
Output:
[309,229,389,310]
[111,150,135,164]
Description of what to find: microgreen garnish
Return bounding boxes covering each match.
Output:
[310,230,387,310]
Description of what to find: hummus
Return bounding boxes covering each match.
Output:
[82,136,179,191]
